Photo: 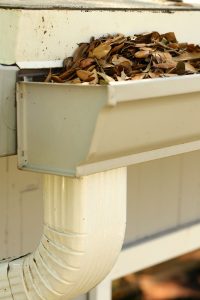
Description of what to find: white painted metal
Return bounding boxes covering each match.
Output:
[1,5,200,300]
[0,167,127,299]
[17,77,200,177]
[89,280,112,300]
[2,153,200,299]
[0,66,18,157]
[78,141,200,176]
[0,0,156,9]
[90,221,200,300]
[0,9,199,66]
[111,222,200,280]
[108,75,200,105]
[1,0,200,9]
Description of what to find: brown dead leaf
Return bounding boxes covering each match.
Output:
[152,51,173,63]
[69,78,81,84]
[151,32,161,42]
[178,43,188,50]
[59,68,77,80]
[90,69,99,85]
[135,32,160,44]
[174,52,200,62]
[161,32,177,43]
[87,65,96,72]
[44,31,200,85]
[187,44,200,52]
[99,61,114,69]
[135,43,148,48]
[173,61,185,75]
[51,76,65,83]
[111,43,125,54]
[143,60,152,73]
[168,43,179,50]
[108,34,126,45]
[45,69,52,82]
[148,71,161,79]
[121,70,130,81]
[132,73,146,80]
[79,58,95,69]
[112,55,132,66]
[92,43,111,59]
[97,72,115,83]
[63,57,73,70]
[134,33,151,43]
[185,63,197,73]
[135,50,150,59]
[73,43,89,62]
[140,47,154,52]
[76,70,94,82]
[153,60,177,69]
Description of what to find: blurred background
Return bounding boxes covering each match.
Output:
[113,249,200,300]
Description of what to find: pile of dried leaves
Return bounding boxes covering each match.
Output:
[45,31,200,84]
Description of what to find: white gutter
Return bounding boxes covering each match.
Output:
[0,168,127,299]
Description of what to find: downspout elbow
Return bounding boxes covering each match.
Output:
[0,168,127,300]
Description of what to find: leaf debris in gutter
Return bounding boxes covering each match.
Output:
[44,31,200,85]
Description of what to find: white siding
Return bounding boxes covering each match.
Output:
[125,151,200,243]
[0,156,43,258]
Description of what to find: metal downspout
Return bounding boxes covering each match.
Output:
[0,168,127,299]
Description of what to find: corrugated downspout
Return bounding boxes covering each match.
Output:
[0,168,127,299]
